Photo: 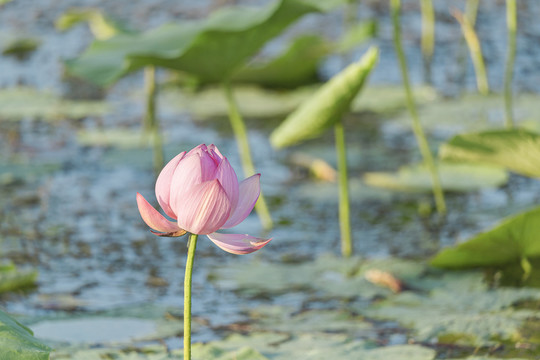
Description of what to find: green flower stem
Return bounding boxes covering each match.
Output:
[390,0,446,215]
[184,233,198,360]
[144,66,164,175]
[453,8,489,95]
[456,0,480,86]
[335,120,353,258]
[465,0,480,26]
[504,0,517,128]
[223,82,273,230]
[420,0,435,84]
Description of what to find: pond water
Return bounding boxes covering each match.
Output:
[2,0,540,358]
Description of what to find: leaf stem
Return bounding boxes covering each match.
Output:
[390,0,446,215]
[335,120,353,257]
[184,233,198,360]
[452,8,489,95]
[222,82,273,230]
[144,66,164,175]
[420,0,435,84]
[456,0,480,88]
[465,0,480,27]
[504,0,517,128]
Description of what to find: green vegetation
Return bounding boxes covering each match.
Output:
[0,310,52,360]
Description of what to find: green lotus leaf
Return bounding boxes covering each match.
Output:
[0,87,109,121]
[0,310,52,360]
[2,38,41,60]
[233,35,330,88]
[0,263,37,294]
[163,83,436,120]
[439,129,540,178]
[431,206,540,268]
[76,128,162,149]
[65,0,347,86]
[363,162,508,193]
[270,46,378,148]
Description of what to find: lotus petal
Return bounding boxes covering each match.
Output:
[175,180,232,235]
[214,157,239,210]
[136,192,183,234]
[169,152,218,209]
[155,151,185,219]
[222,174,260,229]
[207,232,272,255]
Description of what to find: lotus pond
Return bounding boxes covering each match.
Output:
[2,0,540,359]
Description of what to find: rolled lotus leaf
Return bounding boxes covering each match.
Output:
[270,47,378,149]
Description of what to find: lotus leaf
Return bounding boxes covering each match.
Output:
[270,47,378,148]
[0,310,52,360]
[66,0,347,86]
[233,35,330,88]
[439,129,540,178]
[431,205,540,268]
[363,162,508,193]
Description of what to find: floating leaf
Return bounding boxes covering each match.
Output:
[213,332,435,360]
[49,339,435,360]
[217,256,540,348]
[358,265,540,346]
[163,85,316,119]
[0,87,109,121]
[164,84,436,120]
[66,0,347,86]
[32,316,183,346]
[233,35,330,88]
[270,47,378,148]
[51,342,268,360]
[0,309,52,360]
[212,254,424,300]
[249,307,371,334]
[448,358,529,360]
[361,286,540,346]
[388,93,540,135]
[431,206,540,269]
[439,129,540,178]
[363,162,508,193]
[192,344,268,360]
[52,345,266,360]
[361,345,435,360]
[77,129,161,149]
[352,85,437,114]
[0,263,37,294]
[2,37,41,60]
[294,178,392,203]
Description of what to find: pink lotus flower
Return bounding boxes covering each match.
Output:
[136,144,271,254]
